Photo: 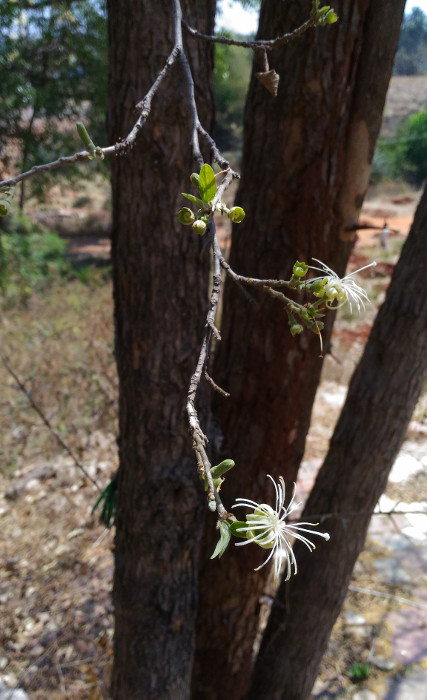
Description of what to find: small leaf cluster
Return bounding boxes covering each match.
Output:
[287,261,325,337]
[178,164,245,236]
[312,2,338,25]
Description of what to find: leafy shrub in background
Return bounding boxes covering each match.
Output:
[372,109,427,185]
[0,214,70,304]
[214,36,252,150]
[0,1,107,207]
[394,110,427,185]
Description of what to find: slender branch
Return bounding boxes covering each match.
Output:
[0,352,101,492]
[182,16,317,51]
[218,252,293,291]
[204,371,230,398]
[197,123,233,171]
[186,221,229,520]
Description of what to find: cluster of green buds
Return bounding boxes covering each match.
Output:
[178,164,245,236]
[312,1,338,25]
[287,260,325,337]
[0,185,16,217]
[76,121,104,161]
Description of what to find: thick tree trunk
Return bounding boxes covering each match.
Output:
[107,2,215,698]
[193,1,405,698]
[248,185,427,700]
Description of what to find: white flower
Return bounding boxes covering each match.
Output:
[308,258,376,312]
[232,475,330,581]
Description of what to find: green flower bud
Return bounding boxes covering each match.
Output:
[228,206,245,223]
[193,219,207,236]
[292,261,309,278]
[208,498,217,512]
[290,323,304,336]
[178,207,196,225]
[211,459,235,479]
[190,172,200,189]
[310,278,328,297]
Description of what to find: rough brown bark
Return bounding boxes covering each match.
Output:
[107,2,215,698]
[248,184,427,700]
[193,1,405,698]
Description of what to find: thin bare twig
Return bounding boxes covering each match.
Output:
[182,16,316,51]
[186,222,229,520]
[204,371,230,398]
[348,585,427,612]
[0,351,101,492]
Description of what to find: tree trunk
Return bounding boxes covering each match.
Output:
[248,184,427,700]
[107,2,215,698]
[193,1,405,697]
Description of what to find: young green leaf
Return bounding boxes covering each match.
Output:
[211,521,231,559]
[182,192,205,208]
[199,163,217,203]
[76,121,96,156]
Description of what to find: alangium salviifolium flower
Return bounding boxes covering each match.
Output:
[178,164,245,235]
[232,475,330,581]
[308,258,377,313]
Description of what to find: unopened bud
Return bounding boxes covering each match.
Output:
[178,207,196,225]
[193,219,207,235]
[228,206,245,223]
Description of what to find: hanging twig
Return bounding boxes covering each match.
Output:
[0,351,101,492]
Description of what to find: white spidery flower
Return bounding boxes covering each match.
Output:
[232,475,330,581]
[308,258,376,312]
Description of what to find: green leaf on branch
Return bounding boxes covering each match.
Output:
[77,121,96,154]
[199,163,217,203]
[315,5,338,25]
[211,521,231,559]
[182,192,205,208]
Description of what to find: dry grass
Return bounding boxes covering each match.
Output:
[0,279,117,475]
